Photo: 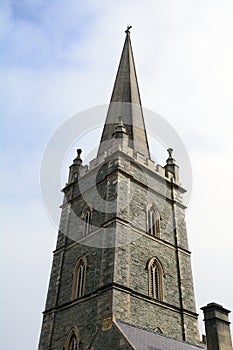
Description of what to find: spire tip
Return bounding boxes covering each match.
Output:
[125,25,132,34]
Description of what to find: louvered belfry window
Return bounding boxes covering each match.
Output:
[76,260,85,297]
[84,207,92,235]
[150,259,159,298]
[72,257,87,300]
[147,205,160,237]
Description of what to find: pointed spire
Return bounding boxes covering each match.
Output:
[97,28,150,158]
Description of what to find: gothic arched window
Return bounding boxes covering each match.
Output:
[64,328,79,350]
[72,257,87,300]
[146,205,160,237]
[83,206,92,235]
[147,257,163,300]
[69,333,78,350]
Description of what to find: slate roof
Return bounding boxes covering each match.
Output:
[116,320,206,350]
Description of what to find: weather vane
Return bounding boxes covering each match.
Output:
[125,25,132,33]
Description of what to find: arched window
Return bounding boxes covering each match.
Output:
[83,206,92,235]
[147,257,163,300]
[69,333,78,350]
[72,257,87,300]
[146,205,160,237]
[64,328,79,350]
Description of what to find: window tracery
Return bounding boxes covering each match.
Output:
[64,328,79,350]
[146,204,160,237]
[72,257,87,299]
[83,206,92,235]
[148,257,163,300]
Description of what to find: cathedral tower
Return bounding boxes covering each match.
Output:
[38,29,204,350]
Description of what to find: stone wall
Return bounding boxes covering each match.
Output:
[38,151,200,348]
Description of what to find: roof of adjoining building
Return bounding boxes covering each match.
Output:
[116,320,206,350]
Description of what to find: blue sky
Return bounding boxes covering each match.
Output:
[1,1,233,349]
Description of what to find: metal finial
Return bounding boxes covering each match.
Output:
[72,148,82,165]
[125,25,132,34]
[167,148,173,158]
[77,149,82,159]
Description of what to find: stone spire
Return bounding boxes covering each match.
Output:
[97,27,150,158]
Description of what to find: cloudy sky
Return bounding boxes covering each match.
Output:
[1,0,233,349]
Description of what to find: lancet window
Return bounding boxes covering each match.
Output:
[64,328,79,350]
[69,333,78,350]
[83,206,92,235]
[72,257,87,299]
[148,257,163,300]
[146,205,160,237]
